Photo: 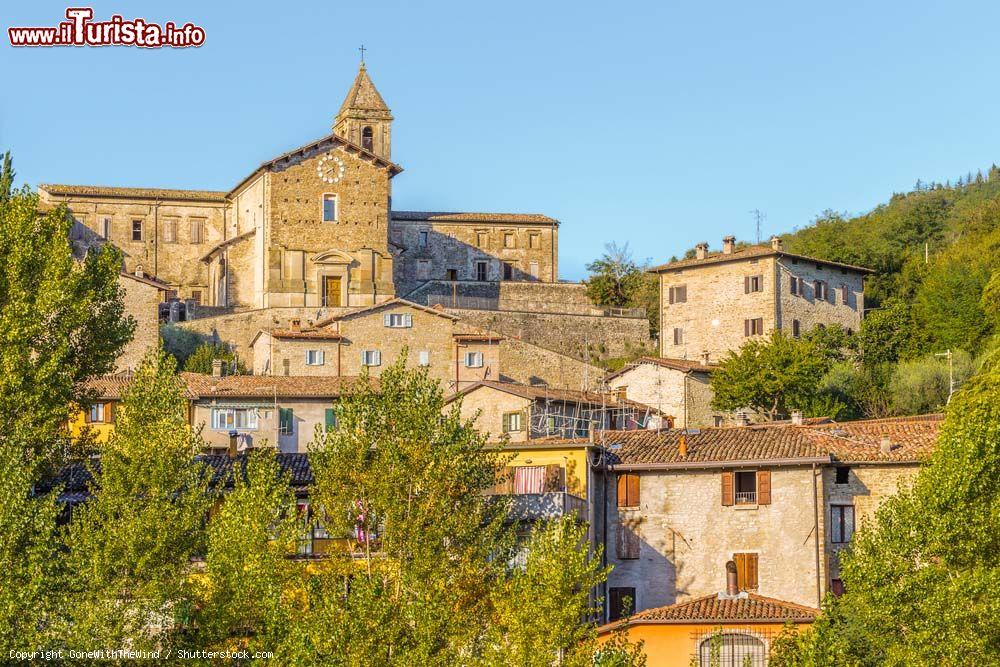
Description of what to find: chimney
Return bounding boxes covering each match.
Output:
[695,242,709,260]
[791,410,803,426]
[678,433,688,458]
[700,351,710,366]
[227,432,238,458]
[736,412,750,427]
[770,235,783,251]
[290,318,302,333]
[880,436,893,455]
[211,359,224,378]
[134,265,144,279]
[722,236,736,255]
[725,560,739,596]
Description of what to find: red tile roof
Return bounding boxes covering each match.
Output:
[602,593,818,631]
[40,184,228,202]
[180,373,373,399]
[448,381,660,413]
[648,243,874,274]
[79,372,198,399]
[600,415,943,467]
[269,329,344,341]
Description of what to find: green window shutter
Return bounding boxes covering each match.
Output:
[325,408,336,430]
[280,408,294,435]
[502,413,511,433]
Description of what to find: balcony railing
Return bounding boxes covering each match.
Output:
[735,491,757,505]
[493,491,588,522]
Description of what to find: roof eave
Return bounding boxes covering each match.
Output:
[609,455,833,471]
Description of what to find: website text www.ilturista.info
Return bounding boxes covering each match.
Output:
[8,7,205,48]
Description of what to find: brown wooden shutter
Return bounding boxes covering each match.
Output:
[734,553,759,591]
[757,470,771,505]
[668,287,675,304]
[616,474,627,507]
[744,319,750,337]
[721,471,734,506]
[616,521,640,559]
[744,276,750,293]
[544,464,565,492]
[105,401,115,424]
[627,473,640,507]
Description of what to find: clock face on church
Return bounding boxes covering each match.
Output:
[317,154,346,184]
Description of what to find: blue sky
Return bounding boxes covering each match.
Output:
[3,1,999,280]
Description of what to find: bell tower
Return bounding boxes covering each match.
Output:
[333,61,393,161]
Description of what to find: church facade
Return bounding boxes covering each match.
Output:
[39,63,559,312]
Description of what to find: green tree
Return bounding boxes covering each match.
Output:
[196,448,303,653]
[710,330,831,420]
[0,154,133,452]
[183,341,247,375]
[772,349,1000,665]
[888,350,973,415]
[60,348,212,651]
[585,242,646,309]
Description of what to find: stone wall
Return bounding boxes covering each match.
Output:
[606,363,720,429]
[445,308,650,361]
[498,338,606,391]
[391,219,558,297]
[605,465,826,612]
[407,280,598,315]
[822,463,919,581]
[117,274,163,371]
[45,191,227,300]
[776,258,864,336]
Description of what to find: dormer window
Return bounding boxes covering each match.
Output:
[361,126,374,152]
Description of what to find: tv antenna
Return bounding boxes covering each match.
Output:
[750,209,766,244]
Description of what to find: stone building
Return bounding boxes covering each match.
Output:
[117,270,168,371]
[603,356,720,429]
[448,381,659,443]
[39,61,650,371]
[649,236,873,361]
[595,415,940,618]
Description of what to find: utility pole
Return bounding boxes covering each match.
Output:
[935,349,955,403]
[750,209,766,244]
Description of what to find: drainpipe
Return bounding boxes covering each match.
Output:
[601,445,609,622]
[812,461,822,606]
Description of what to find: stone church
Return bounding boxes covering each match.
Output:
[40,63,649,381]
[39,63,560,312]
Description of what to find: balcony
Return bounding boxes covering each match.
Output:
[494,491,588,522]
[735,491,757,505]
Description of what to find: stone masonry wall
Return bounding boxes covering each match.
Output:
[606,364,720,429]
[445,308,650,361]
[406,280,597,315]
[776,258,864,335]
[498,338,606,391]
[606,466,826,612]
[117,275,162,371]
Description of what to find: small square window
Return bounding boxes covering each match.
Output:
[735,471,757,504]
[305,350,325,366]
[608,587,636,622]
[322,194,338,222]
[503,232,516,249]
[131,219,143,242]
[476,231,488,248]
[502,411,523,432]
[502,262,514,281]
[418,350,430,366]
[835,466,850,485]
[528,233,540,249]
[190,290,202,305]
[88,403,105,423]
[475,261,488,282]
[464,351,484,368]
[100,216,112,240]
[384,313,412,328]
[361,350,381,367]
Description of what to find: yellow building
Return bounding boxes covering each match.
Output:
[68,372,138,443]
[597,588,816,666]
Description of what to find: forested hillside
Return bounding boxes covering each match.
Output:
[783,165,1000,357]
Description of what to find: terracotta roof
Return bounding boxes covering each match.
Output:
[602,593,817,631]
[648,243,874,274]
[601,415,942,468]
[40,184,228,203]
[79,372,197,400]
[269,329,344,341]
[180,373,373,399]
[453,333,505,343]
[605,356,718,381]
[120,271,171,291]
[391,211,558,225]
[803,414,943,463]
[338,63,392,116]
[200,229,255,262]
[448,381,659,413]
[314,298,460,328]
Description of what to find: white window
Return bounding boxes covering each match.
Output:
[100,216,112,240]
[502,412,523,432]
[211,408,258,430]
[384,313,413,328]
[418,350,430,366]
[418,230,429,247]
[416,260,431,280]
[464,351,484,368]
[322,194,338,222]
[88,403,105,423]
[361,350,382,367]
[305,350,325,366]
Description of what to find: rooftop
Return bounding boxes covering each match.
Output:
[605,356,719,381]
[180,373,373,399]
[448,380,660,413]
[40,184,229,203]
[601,593,818,631]
[391,211,558,225]
[648,243,875,275]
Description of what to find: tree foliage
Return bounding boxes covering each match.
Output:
[183,342,248,375]
[0,153,132,451]
[584,242,660,337]
[771,350,1000,665]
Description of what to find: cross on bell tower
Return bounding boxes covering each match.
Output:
[333,60,393,160]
